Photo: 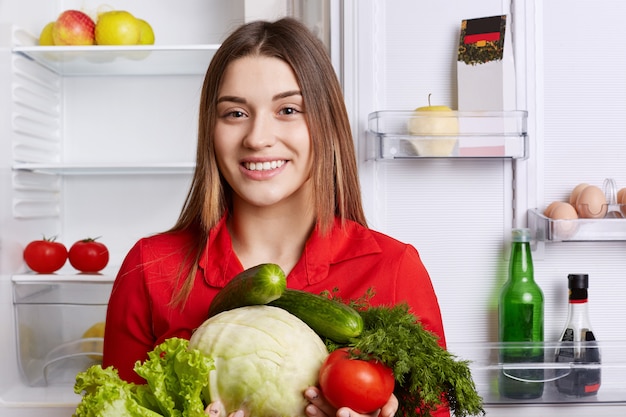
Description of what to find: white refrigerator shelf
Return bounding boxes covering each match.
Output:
[12,43,220,76]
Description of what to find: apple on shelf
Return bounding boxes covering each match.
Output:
[38,22,56,46]
[407,94,459,157]
[52,10,95,46]
[38,9,155,46]
[96,10,146,45]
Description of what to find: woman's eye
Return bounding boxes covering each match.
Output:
[279,107,300,116]
[226,110,246,118]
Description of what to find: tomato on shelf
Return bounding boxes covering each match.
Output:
[319,347,395,414]
[68,238,109,273]
[23,236,68,274]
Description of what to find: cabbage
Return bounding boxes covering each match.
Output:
[189,305,329,417]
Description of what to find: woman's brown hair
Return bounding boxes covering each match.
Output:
[169,17,366,306]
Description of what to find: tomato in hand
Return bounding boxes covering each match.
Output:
[68,238,109,273]
[319,347,395,414]
[23,237,68,274]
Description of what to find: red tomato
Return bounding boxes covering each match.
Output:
[68,238,109,273]
[23,237,68,274]
[319,348,395,414]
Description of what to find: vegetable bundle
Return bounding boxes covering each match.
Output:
[74,263,484,417]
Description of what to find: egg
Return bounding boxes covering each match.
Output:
[618,187,626,216]
[548,202,579,239]
[543,201,562,218]
[569,183,589,206]
[548,202,578,220]
[575,185,608,218]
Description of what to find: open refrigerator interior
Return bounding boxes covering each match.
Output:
[2,1,626,416]
[0,0,314,413]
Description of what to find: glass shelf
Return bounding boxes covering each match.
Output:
[451,340,626,405]
[367,110,528,160]
[12,44,220,76]
[528,208,626,242]
[12,272,116,284]
[11,162,195,175]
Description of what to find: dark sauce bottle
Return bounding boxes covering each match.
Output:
[555,274,601,396]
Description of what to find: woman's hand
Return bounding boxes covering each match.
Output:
[205,401,243,417]
[203,387,399,417]
[304,386,398,417]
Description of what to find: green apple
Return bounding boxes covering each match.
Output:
[123,18,155,60]
[39,21,55,45]
[137,19,155,45]
[407,97,458,156]
[95,10,140,45]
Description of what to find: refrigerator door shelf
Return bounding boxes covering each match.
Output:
[367,110,528,160]
[529,208,626,242]
[451,340,626,405]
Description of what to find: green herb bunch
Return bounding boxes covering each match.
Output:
[324,290,485,417]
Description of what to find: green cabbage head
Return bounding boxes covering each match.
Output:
[188,305,329,417]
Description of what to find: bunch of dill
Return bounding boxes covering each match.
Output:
[324,290,485,417]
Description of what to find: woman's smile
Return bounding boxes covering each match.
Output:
[242,159,287,172]
[239,159,289,181]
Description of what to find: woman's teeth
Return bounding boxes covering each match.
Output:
[244,160,286,171]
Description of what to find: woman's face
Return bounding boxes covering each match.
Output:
[214,55,313,210]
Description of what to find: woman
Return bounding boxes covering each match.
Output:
[103,17,449,417]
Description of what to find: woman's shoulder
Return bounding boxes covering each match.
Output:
[128,229,197,261]
[117,229,198,280]
[346,220,412,248]
[339,219,417,259]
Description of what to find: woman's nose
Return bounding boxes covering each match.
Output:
[242,114,276,149]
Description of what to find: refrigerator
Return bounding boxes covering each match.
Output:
[1,0,625,415]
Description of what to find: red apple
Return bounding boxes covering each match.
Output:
[52,10,95,46]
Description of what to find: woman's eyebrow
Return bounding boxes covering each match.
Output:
[217,95,246,104]
[273,90,302,100]
[217,90,301,104]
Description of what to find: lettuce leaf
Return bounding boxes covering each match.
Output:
[73,365,162,417]
[135,337,214,416]
[73,338,214,417]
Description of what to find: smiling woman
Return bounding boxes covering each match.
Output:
[103,17,450,417]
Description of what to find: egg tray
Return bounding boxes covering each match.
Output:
[531,178,626,242]
[529,206,626,242]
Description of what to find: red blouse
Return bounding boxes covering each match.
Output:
[103,215,449,416]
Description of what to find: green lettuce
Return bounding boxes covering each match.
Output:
[73,337,214,417]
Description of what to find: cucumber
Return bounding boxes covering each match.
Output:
[208,263,286,317]
[269,289,364,343]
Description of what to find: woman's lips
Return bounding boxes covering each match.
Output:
[240,159,288,179]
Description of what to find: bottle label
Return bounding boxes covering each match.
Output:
[555,329,601,397]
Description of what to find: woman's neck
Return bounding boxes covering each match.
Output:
[228,199,316,274]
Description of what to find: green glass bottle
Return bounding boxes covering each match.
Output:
[498,228,544,399]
